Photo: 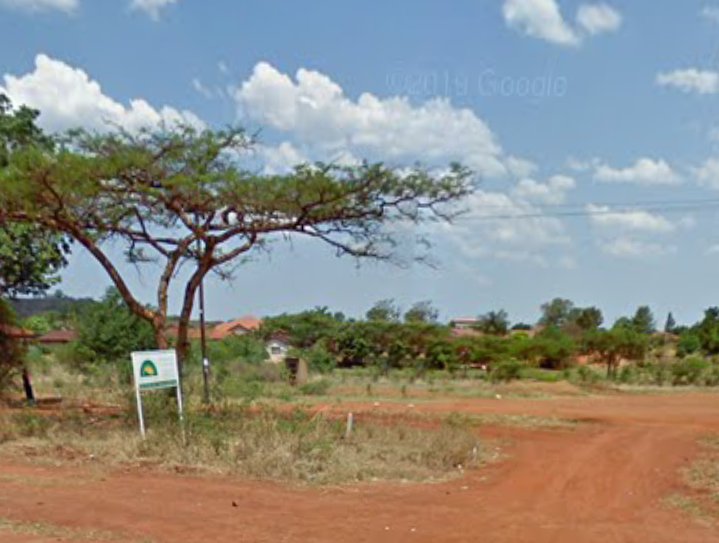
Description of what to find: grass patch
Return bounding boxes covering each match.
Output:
[669,433,719,523]
[0,403,495,486]
[0,516,150,542]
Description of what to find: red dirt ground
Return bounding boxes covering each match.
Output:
[2,392,719,542]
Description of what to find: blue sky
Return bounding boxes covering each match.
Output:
[3,0,719,326]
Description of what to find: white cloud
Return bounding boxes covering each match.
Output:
[599,237,676,258]
[707,244,719,255]
[192,77,213,99]
[130,0,177,20]
[701,5,719,24]
[1,54,204,133]
[258,142,308,175]
[502,0,579,46]
[0,0,77,13]
[502,0,621,46]
[693,157,719,189]
[443,189,570,265]
[586,204,676,233]
[656,69,719,95]
[233,61,512,178]
[576,4,622,35]
[513,175,576,204]
[593,157,681,186]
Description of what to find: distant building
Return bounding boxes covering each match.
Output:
[0,325,36,341]
[449,318,479,330]
[37,330,78,345]
[209,316,263,341]
[266,333,291,363]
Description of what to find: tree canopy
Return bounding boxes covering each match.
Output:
[0,94,69,298]
[0,97,473,366]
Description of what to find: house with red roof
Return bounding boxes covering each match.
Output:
[209,316,263,341]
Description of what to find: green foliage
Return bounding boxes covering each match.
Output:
[490,360,525,383]
[539,298,575,328]
[403,301,439,324]
[531,327,577,369]
[677,332,701,358]
[206,334,268,366]
[476,310,510,336]
[665,312,677,334]
[261,307,341,349]
[631,306,656,335]
[366,299,401,323]
[671,357,710,386]
[304,343,336,374]
[299,379,332,396]
[572,307,604,332]
[0,95,69,298]
[76,287,155,364]
[584,328,648,379]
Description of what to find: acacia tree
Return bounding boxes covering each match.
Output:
[0,94,69,298]
[0,114,472,369]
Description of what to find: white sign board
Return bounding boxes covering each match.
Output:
[130,350,183,437]
[132,350,180,391]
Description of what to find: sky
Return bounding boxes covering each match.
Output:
[3,0,719,326]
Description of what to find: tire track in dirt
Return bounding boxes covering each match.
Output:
[1,393,718,542]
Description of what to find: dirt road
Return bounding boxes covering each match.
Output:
[1,393,718,542]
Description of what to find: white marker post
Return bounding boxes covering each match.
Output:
[131,350,183,438]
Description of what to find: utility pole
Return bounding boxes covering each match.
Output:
[195,206,211,405]
[199,276,210,404]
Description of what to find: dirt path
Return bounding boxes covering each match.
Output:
[1,393,718,542]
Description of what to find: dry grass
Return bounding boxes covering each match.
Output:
[0,516,152,542]
[669,433,719,523]
[0,404,497,486]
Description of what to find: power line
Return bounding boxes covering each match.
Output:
[459,200,719,222]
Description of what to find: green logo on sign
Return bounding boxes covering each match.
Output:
[140,360,158,377]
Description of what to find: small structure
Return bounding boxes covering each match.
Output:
[0,325,36,341]
[449,318,479,330]
[266,333,291,363]
[285,357,309,386]
[210,316,263,341]
[37,329,78,345]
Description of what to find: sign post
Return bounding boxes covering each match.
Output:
[131,350,183,438]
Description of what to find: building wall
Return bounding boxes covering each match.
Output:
[266,339,289,363]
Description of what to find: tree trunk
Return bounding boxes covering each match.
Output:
[153,315,168,350]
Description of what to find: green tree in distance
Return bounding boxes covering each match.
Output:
[631,306,656,335]
[539,298,575,328]
[367,299,402,323]
[476,310,510,336]
[404,301,439,324]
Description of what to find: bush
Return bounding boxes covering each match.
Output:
[672,357,709,386]
[77,288,155,364]
[490,360,524,383]
[54,341,98,372]
[305,344,336,374]
[299,379,332,396]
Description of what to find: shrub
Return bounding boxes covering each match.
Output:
[299,379,332,396]
[77,288,155,364]
[305,344,336,374]
[672,357,709,386]
[490,360,524,383]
